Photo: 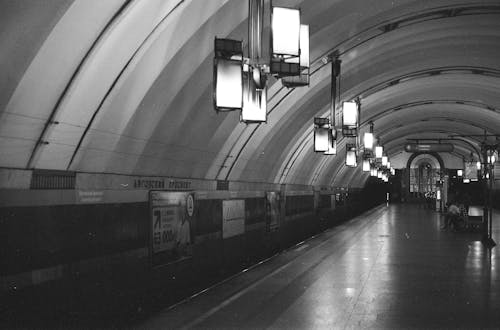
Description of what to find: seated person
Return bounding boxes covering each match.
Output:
[443,201,460,230]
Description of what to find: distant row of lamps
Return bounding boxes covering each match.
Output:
[212,1,394,182]
[313,57,394,181]
[456,147,497,183]
[213,1,309,122]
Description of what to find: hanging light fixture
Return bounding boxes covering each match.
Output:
[457,169,463,177]
[342,99,359,137]
[322,56,341,156]
[215,1,309,120]
[375,145,383,159]
[382,156,388,167]
[213,38,244,111]
[345,144,358,167]
[314,117,330,152]
[362,159,370,172]
[363,122,374,151]
[270,6,301,76]
[281,24,310,87]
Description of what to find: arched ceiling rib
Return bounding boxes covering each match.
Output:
[1,0,500,190]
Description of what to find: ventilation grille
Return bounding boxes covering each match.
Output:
[216,180,229,191]
[30,170,76,190]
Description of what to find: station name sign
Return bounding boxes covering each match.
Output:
[134,178,191,190]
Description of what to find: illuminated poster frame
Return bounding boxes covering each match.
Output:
[149,190,195,267]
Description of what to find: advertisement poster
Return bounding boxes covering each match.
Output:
[266,192,280,231]
[465,163,478,181]
[150,191,194,266]
[222,200,245,239]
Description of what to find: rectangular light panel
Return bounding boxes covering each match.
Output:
[215,59,243,110]
[272,7,300,57]
[346,150,357,167]
[342,101,358,127]
[363,132,374,150]
[315,127,329,152]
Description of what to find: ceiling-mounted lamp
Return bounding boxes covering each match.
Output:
[215,1,309,120]
[213,38,243,111]
[363,122,374,151]
[342,99,360,137]
[314,117,330,152]
[345,144,358,167]
[362,159,370,172]
[457,169,463,177]
[281,24,310,87]
[382,156,388,167]
[375,145,383,159]
[270,6,301,76]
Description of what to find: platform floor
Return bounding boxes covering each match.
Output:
[138,204,500,329]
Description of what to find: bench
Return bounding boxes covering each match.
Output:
[465,205,484,230]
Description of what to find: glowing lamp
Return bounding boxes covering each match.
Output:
[271,7,300,57]
[375,145,383,158]
[214,38,243,111]
[362,159,370,172]
[363,132,374,150]
[314,118,330,152]
[457,169,463,177]
[382,156,388,166]
[214,59,243,110]
[345,144,357,167]
[281,25,310,87]
[476,161,481,170]
[342,101,358,127]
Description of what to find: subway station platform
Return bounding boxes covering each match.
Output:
[139,204,500,329]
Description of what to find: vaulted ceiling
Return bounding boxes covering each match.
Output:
[1,0,499,188]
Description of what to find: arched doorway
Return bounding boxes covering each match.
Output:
[405,153,444,203]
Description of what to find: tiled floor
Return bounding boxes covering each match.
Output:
[138,204,500,329]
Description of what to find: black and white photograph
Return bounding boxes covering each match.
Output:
[1,0,500,328]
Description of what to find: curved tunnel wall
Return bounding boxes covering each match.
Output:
[1,0,500,292]
[1,0,500,190]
